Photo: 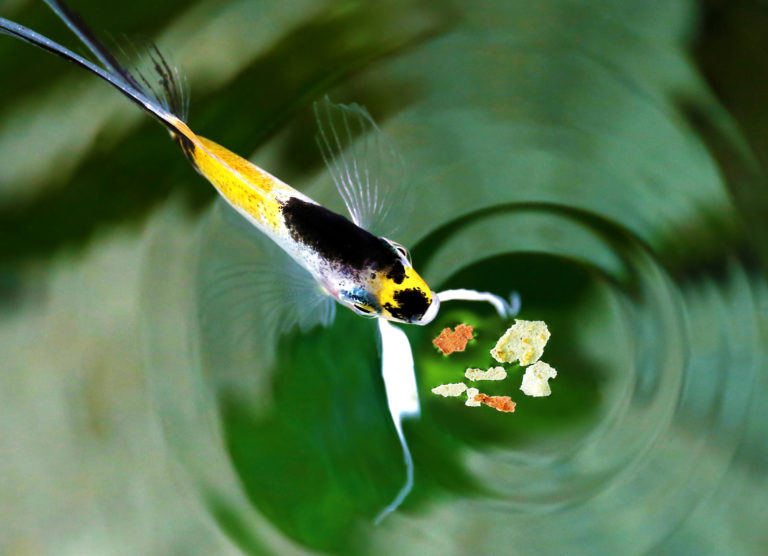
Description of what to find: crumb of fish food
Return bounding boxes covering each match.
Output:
[474,393,516,413]
[431,383,468,397]
[465,387,481,407]
[491,320,550,366]
[520,361,557,397]
[465,366,507,381]
[432,324,475,355]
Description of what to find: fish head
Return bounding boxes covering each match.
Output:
[337,238,439,325]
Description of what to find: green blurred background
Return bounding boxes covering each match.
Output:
[1,0,767,554]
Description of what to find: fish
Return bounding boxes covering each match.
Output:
[0,0,440,326]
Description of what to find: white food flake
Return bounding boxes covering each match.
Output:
[491,319,551,366]
[431,382,468,397]
[465,366,507,381]
[520,361,557,397]
[465,387,481,407]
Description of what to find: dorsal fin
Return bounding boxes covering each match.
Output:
[313,97,411,239]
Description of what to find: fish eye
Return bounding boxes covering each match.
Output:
[385,239,411,264]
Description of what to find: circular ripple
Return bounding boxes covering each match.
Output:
[402,202,762,553]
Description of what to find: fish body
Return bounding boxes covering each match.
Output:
[169,118,437,323]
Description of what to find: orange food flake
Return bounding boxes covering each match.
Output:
[432,324,475,355]
[474,393,516,413]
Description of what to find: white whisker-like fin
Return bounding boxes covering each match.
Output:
[437,289,521,319]
[375,318,419,524]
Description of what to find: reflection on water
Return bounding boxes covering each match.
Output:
[2,0,768,554]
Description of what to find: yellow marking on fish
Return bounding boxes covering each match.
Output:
[170,118,285,231]
[377,267,431,315]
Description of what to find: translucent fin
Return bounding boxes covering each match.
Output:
[437,289,521,319]
[374,319,419,524]
[196,202,335,399]
[314,97,410,238]
[115,40,189,121]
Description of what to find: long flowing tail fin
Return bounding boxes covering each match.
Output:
[0,1,187,133]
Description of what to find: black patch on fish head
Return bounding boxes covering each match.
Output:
[281,197,401,274]
[383,288,431,323]
[386,261,406,284]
